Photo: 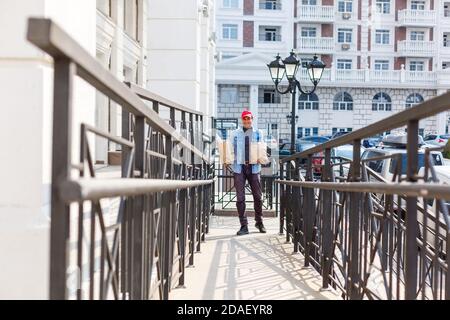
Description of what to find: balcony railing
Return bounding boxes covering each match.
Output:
[296,66,439,86]
[398,40,436,57]
[398,9,436,26]
[297,36,334,53]
[296,5,335,22]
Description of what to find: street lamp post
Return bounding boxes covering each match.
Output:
[267,51,325,155]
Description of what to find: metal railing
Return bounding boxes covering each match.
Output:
[277,92,450,299]
[27,18,214,300]
[214,161,279,215]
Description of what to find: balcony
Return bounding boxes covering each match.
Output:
[296,37,334,54]
[296,5,334,22]
[398,9,436,26]
[397,40,436,57]
[295,67,437,86]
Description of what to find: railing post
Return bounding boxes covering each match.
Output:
[321,148,333,289]
[121,108,132,299]
[49,59,75,300]
[188,113,196,266]
[292,159,301,254]
[286,161,292,243]
[349,139,361,299]
[129,116,146,300]
[303,155,315,267]
[405,119,419,300]
[279,162,285,235]
[178,111,187,287]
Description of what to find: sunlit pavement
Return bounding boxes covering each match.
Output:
[171,216,341,300]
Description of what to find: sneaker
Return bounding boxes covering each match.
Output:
[236,225,249,236]
[255,222,267,233]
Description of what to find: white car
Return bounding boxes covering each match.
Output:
[417,166,450,255]
[423,134,450,146]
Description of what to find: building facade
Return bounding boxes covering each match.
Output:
[0,0,216,299]
[215,0,450,140]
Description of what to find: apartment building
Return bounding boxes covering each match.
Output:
[215,0,450,139]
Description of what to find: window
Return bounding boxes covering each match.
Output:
[259,89,281,104]
[220,87,238,103]
[271,123,278,130]
[332,127,353,134]
[223,0,239,8]
[375,0,390,13]
[222,24,238,40]
[409,61,425,71]
[338,0,353,12]
[259,26,281,41]
[301,27,317,38]
[124,0,140,41]
[298,127,319,138]
[298,93,319,110]
[302,0,317,4]
[301,58,313,68]
[333,92,353,110]
[410,31,425,41]
[259,0,282,10]
[337,59,353,69]
[372,92,392,111]
[411,0,425,10]
[405,93,424,108]
[444,33,450,47]
[338,28,352,43]
[375,29,390,44]
[374,60,389,70]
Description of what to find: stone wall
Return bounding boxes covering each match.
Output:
[217,84,440,140]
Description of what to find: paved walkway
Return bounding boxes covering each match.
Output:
[171,216,341,300]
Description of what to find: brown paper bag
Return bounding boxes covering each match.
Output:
[217,137,234,164]
[249,141,270,165]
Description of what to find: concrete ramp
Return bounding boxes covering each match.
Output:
[171,216,342,300]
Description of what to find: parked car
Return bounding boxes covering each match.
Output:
[417,166,450,255]
[363,136,383,148]
[264,135,278,149]
[361,134,444,182]
[297,135,330,144]
[331,131,350,139]
[423,134,450,146]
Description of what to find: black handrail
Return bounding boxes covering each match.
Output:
[27,18,215,300]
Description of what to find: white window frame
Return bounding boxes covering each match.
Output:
[222,23,239,40]
[375,0,391,14]
[409,60,425,71]
[301,27,317,38]
[220,87,238,103]
[222,0,240,9]
[411,0,426,10]
[410,30,425,41]
[337,0,353,13]
[372,92,392,111]
[375,29,390,45]
[374,59,390,70]
[337,28,353,43]
[337,59,353,69]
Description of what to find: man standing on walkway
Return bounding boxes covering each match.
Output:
[227,110,266,236]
